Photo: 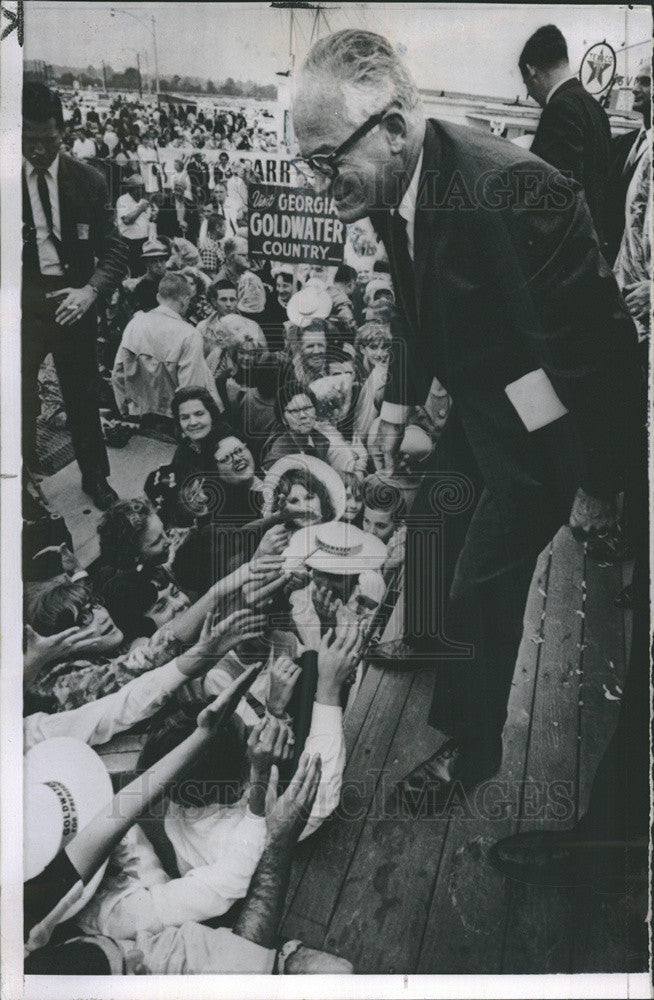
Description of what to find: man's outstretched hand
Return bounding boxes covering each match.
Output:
[569,487,617,546]
[265,751,322,844]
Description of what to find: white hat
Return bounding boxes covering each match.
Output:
[24,738,114,920]
[270,262,294,279]
[303,520,387,575]
[219,312,267,346]
[141,237,169,259]
[364,275,394,306]
[262,454,346,521]
[286,280,332,327]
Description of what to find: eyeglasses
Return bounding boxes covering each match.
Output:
[294,100,399,181]
[216,445,249,467]
[286,403,315,416]
[74,601,98,628]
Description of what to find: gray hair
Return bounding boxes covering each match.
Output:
[301,29,421,123]
[157,272,192,303]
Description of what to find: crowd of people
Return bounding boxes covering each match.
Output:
[62,91,279,157]
[21,71,441,976]
[19,18,650,978]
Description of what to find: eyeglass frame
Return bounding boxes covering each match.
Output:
[215,444,250,467]
[294,100,400,180]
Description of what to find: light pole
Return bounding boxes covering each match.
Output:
[124,47,144,97]
[110,7,159,96]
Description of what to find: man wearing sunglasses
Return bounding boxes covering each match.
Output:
[293,28,646,850]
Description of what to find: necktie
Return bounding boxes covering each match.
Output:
[624,129,648,175]
[36,169,64,262]
[390,210,418,326]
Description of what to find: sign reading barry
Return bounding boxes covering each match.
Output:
[248,183,345,265]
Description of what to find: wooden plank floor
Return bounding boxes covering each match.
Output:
[281,528,644,974]
[38,448,643,973]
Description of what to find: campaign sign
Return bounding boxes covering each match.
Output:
[248,183,346,265]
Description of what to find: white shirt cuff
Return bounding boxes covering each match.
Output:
[309,701,343,730]
[243,807,268,827]
[380,401,410,425]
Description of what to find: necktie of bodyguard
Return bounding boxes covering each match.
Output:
[36,168,64,264]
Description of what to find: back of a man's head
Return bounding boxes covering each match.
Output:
[519,25,568,73]
[23,81,64,129]
[157,272,191,312]
[300,29,421,123]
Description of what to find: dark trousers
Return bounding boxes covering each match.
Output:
[22,274,109,479]
[579,555,649,843]
[408,401,646,765]
[124,237,146,277]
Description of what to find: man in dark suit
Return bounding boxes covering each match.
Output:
[519,25,612,247]
[294,30,644,805]
[22,83,128,510]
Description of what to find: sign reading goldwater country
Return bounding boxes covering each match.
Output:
[248,183,346,265]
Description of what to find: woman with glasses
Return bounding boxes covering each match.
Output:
[22,563,240,716]
[261,381,331,473]
[24,493,267,715]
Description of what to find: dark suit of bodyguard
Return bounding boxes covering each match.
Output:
[294,30,643,800]
[22,83,128,509]
[520,25,612,247]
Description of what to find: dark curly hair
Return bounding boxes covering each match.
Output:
[274,379,318,427]
[272,467,334,523]
[170,385,228,445]
[138,706,248,808]
[97,498,156,571]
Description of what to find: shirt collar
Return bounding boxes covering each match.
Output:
[546,74,577,105]
[156,303,183,319]
[397,148,423,228]
[24,153,60,181]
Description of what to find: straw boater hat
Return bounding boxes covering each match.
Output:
[24,737,114,921]
[286,279,333,328]
[262,454,346,521]
[284,520,387,575]
[141,237,170,259]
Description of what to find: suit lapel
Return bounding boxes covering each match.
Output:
[57,154,74,265]
[414,121,442,327]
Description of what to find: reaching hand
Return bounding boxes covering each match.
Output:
[267,655,302,717]
[196,660,263,730]
[316,619,364,705]
[23,623,97,683]
[243,558,287,608]
[265,751,322,844]
[33,542,83,578]
[185,609,266,674]
[384,525,407,572]
[312,582,341,621]
[254,524,291,558]
[247,716,293,777]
